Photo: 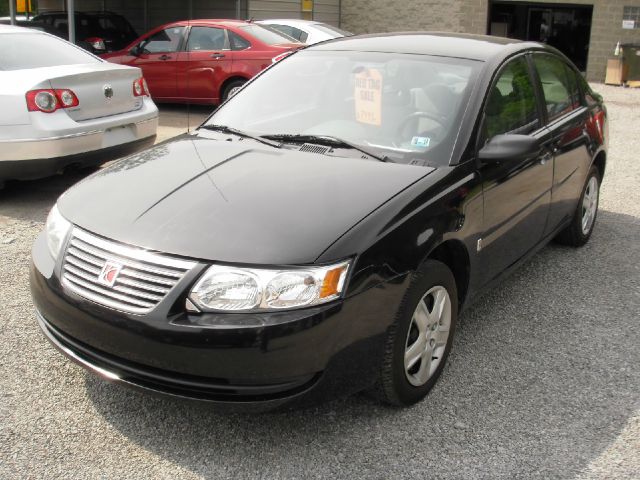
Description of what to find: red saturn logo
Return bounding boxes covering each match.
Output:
[98,261,123,287]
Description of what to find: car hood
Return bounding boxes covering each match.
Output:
[58,135,434,264]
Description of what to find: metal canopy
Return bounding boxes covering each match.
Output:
[5,1,338,45]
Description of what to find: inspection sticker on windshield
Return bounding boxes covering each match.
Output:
[355,68,383,126]
[411,136,431,148]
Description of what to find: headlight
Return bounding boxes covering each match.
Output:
[45,204,71,260]
[188,261,350,312]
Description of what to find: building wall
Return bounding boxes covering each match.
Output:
[38,0,341,30]
[37,0,246,33]
[248,0,300,19]
[314,0,340,25]
[342,0,640,82]
[341,0,464,34]
[248,0,340,24]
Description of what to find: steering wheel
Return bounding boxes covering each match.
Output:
[396,111,446,141]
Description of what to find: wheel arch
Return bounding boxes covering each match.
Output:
[219,75,249,100]
[423,239,471,309]
[592,150,606,180]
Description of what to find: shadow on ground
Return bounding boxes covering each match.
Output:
[0,170,89,223]
[77,210,640,478]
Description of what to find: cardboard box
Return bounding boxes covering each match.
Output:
[605,58,628,85]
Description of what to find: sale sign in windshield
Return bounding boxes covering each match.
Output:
[355,68,382,126]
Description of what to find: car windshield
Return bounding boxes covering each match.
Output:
[239,24,299,45]
[0,32,100,70]
[206,50,480,165]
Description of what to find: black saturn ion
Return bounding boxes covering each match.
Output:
[31,33,607,409]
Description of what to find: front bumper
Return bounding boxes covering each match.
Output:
[30,233,407,408]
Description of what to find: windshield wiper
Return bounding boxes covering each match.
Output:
[199,124,282,149]
[261,134,392,162]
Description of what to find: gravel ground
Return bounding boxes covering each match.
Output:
[1,87,639,479]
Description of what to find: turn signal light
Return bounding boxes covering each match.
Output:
[319,265,348,299]
[132,77,149,97]
[25,89,79,113]
[271,51,293,63]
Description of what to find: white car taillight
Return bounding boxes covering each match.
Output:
[132,77,149,97]
[25,89,79,113]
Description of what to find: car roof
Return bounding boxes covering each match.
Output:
[310,32,542,62]
[256,19,325,26]
[166,19,254,28]
[0,24,41,34]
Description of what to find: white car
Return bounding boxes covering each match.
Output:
[256,19,351,45]
[0,16,31,22]
[0,25,158,182]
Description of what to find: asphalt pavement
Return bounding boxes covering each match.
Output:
[0,88,638,479]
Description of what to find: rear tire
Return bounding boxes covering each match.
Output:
[374,260,458,406]
[555,165,600,247]
[221,79,247,102]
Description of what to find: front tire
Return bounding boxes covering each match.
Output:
[555,165,600,247]
[375,260,458,406]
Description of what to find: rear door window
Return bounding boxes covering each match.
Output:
[229,31,251,50]
[186,27,227,51]
[533,54,577,122]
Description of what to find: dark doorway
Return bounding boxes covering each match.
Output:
[488,1,593,71]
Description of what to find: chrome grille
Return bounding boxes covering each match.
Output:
[61,229,196,315]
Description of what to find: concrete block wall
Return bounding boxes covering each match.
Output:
[342,0,640,82]
[341,0,464,35]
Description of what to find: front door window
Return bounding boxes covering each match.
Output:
[482,57,539,142]
[139,26,185,54]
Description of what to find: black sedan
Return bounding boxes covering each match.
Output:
[30,33,607,409]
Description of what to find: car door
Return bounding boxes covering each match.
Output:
[177,26,232,103]
[531,53,594,236]
[477,54,555,285]
[129,25,186,100]
[227,30,273,80]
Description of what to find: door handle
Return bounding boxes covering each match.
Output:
[158,54,171,60]
[210,53,226,59]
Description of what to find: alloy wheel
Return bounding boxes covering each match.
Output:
[581,176,599,235]
[404,286,452,387]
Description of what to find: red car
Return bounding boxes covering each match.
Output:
[101,20,302,104]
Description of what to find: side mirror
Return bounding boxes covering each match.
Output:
[129,45,142,57]
[478,134,541,164]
